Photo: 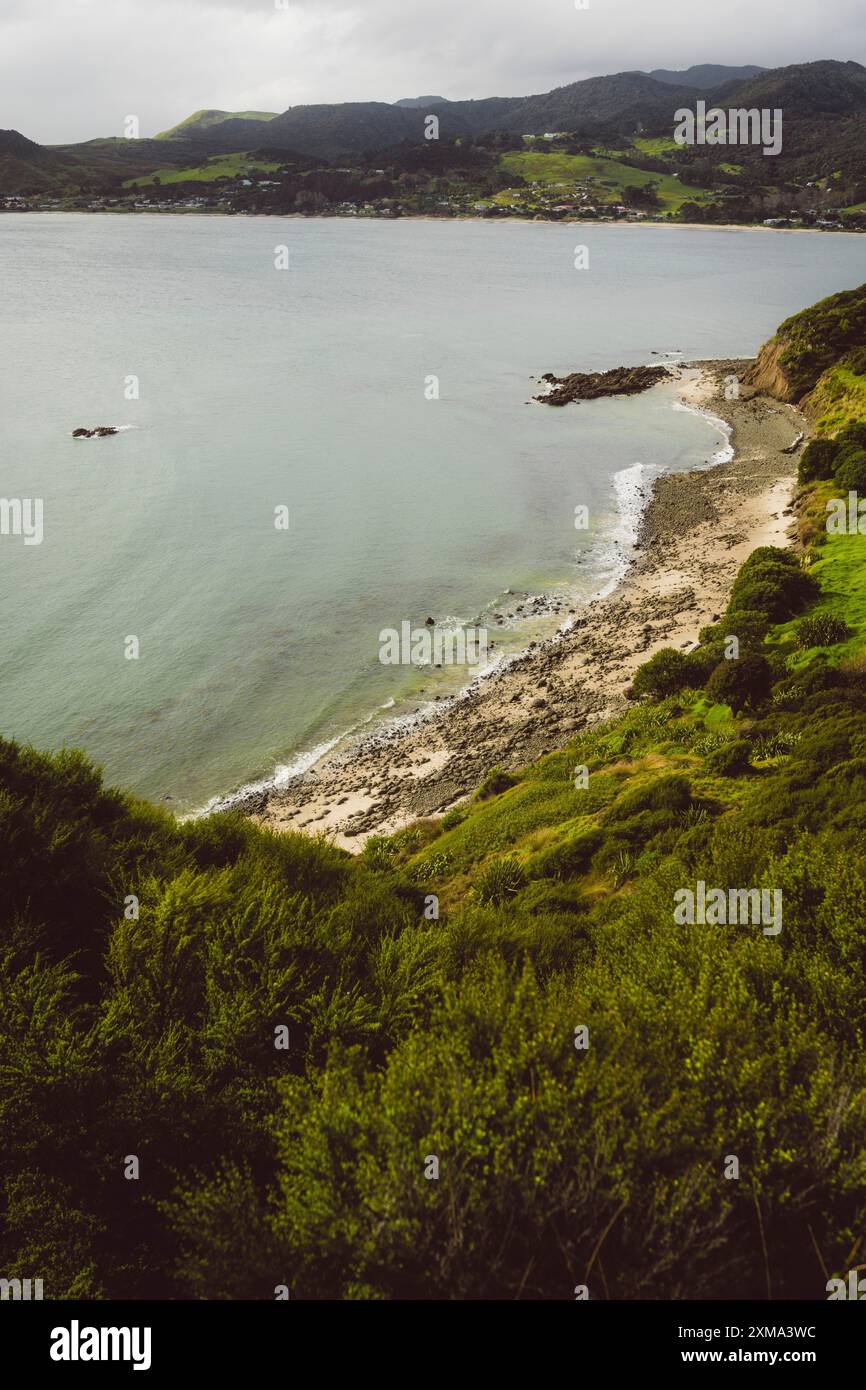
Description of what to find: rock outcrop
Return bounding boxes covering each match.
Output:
[742,340,796,402]
[536,364,669,406]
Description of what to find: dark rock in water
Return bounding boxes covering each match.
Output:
[536,364,669,406]
[72,428,93,438]
[424,616,435,626]
[95,426,119,437]
[72,426,119,438]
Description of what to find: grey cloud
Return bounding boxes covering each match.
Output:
[1,0,863,145]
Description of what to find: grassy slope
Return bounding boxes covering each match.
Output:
[498,148,710,211]
[808,365,866,434]
[123,152,284,188]
[776,282,866,400]
[154,110,279,140]
[391,530,866,907]
[772,530,866,665]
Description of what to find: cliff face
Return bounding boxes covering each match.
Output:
[744,282,866,432]
[743,339,797,403]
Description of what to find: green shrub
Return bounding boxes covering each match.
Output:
[835,420,866,449]
[728,565,818,623]
[832,447,866,493]
[530,829,603,880]
[182,811,255,869]
[706,739,752,777]
[737,545,801,574]
[475,856,526,904]
[440,807,466,831]
[797,438,839,484]
[795,712,866,769]
[630,648,701,700]
[796,614,851,649]
[362,834,398,871]
[717,609,772,648]
[516,880,589,915]
[777,656,849,700]
[608,773,692,820]
[475,766,520,800]
[752,729,802,759]
[592,806,683,870]
[681,643,727,683]
[705,654,774,712]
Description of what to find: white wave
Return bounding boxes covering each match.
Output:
[196,733,344,817]
[588,461,659,600]
[671,399,734,465]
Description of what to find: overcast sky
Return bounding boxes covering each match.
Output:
[3,0,864,145]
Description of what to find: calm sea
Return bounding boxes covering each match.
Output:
[2,215,865,809]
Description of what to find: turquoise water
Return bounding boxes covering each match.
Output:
[3,215,866,809]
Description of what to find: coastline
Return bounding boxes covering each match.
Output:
[2,210,859,235]
[242,360,805,850]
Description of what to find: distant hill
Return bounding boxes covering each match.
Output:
[0,128,44,158]
[491,71,693,135]
[5,59,866,195]
[698,59,866,184]
[393,96,450,108]
[0,129,73,193]
[646,64,766,88]
[196,101,436,159]
[180,74,695,158]
[0,129,209,195]
[186,64,866,159]
[708,58,866,113]
[155,109,279,141]
[166,61,866,161]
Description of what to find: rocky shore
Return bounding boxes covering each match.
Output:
[536,363,671,405]
[248,360,805,849]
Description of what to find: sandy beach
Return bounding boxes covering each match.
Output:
[249,360,805,849]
